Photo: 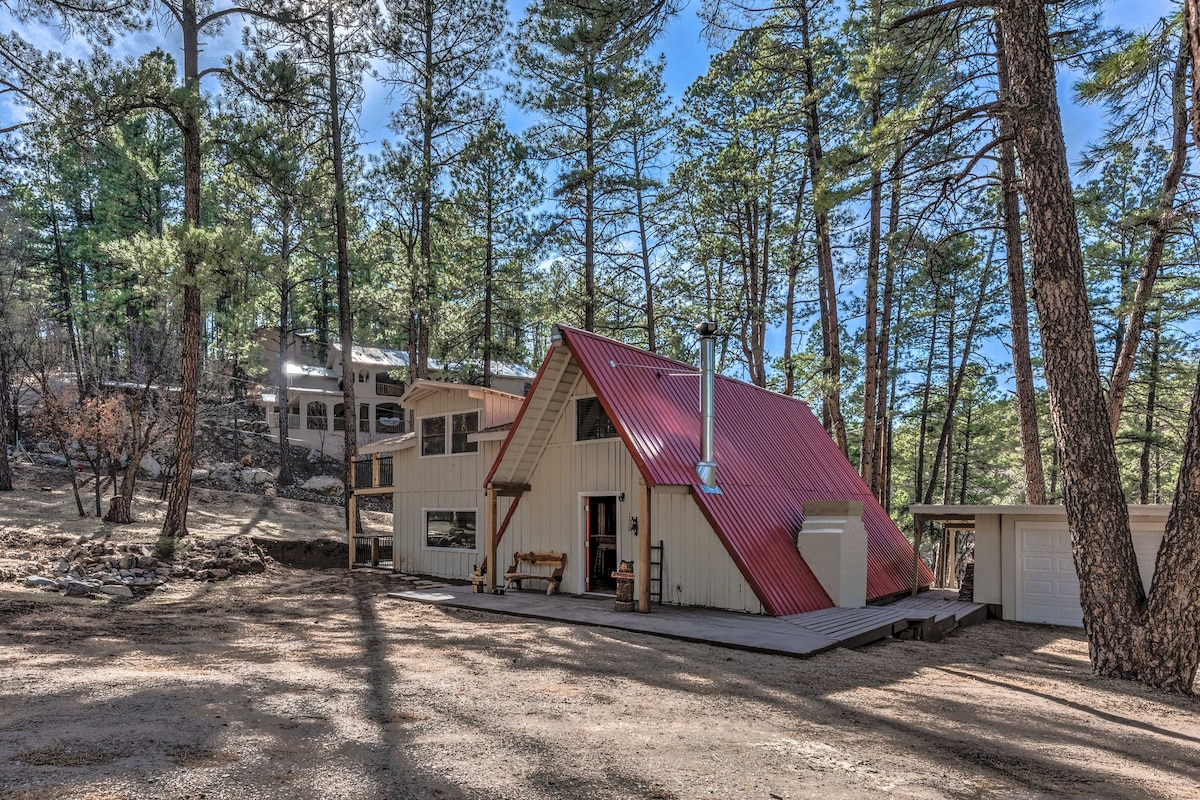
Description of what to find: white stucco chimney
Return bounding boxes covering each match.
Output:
[797,500,868,608]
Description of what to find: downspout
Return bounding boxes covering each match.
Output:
[696,322,720,493]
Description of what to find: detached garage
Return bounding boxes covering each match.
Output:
[910,504,1170,627]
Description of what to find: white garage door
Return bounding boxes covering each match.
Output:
[1014,525,1082,627]
[1013,522,1163,628]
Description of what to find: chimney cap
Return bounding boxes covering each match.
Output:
[695,321,718,337]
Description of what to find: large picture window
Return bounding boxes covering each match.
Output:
[576,396,618,441]
[425,509,477,550]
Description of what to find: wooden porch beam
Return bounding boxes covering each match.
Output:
[637,480,651,613]
[490,482,530,497]
[486,487,498,593]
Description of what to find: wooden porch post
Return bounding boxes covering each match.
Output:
[637,480,651,613]
[486,486,498,593]
[912,513,923,597]
[371,453,380,487]
[347,492,357,569]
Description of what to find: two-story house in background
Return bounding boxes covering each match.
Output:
[257,330,536,458]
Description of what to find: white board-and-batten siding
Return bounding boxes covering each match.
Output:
[650,491,764,615]
[390,387,518,578]
[499,374,764,613]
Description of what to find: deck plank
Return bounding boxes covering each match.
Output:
[388,585,992,658]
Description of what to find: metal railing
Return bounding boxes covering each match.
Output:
[375,382,405,397]
[353,456,373,489]
[307,416,327,430]
[352,453,394,490]
[378,455,393,487]
[352,535,394,569]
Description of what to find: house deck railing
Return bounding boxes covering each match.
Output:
[351,453,394,493]
[351,535,394,569]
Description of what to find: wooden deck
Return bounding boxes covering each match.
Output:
[387,585,988,658]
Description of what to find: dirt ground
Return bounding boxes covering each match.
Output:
[1,467,1198,800]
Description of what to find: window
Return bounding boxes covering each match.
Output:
[378,403,405,434]
[306,401,328,430]
[357,370,368,383]
[576,396,617,441]
[452,412,479,454]
[376,371,405,397]
[425,509,477,550]
[359,403,371,433]
[420,411,479,455]
[421,416,446,456]
[333,403,346,431]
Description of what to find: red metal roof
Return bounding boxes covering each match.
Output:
[488,326,932,616]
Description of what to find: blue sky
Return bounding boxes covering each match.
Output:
[1,0,1173,163]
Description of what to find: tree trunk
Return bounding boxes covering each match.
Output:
[873,172,902,500]
[104,495,132,524]
[416,0,435,378]
[797,0,846,451]
[782,172,808,397]
[328,6,359,531]
[861,164,882,483]
[277,292,295,487]
[633,133,656,352]
[1000,0,1148,679]
[583,61,597,333]
[161,2,203,544]
[1139,318,1159,505]
[0,344,11,491]
[1106,30,1189,437]
[483,182,495,387]
[996,18,1047,504]
[914,289,938,505]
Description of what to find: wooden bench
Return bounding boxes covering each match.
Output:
[504,551,567,595]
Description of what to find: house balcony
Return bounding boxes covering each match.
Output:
[375,382,405,397]
[351,453,394,495]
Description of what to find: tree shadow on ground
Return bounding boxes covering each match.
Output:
[3,569,1199,800]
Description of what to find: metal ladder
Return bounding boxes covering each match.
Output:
[649,540,664,605]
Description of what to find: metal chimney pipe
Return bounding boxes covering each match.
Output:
[695,322,719,492]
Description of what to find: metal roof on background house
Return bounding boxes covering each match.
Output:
[487,325,932,617]
[451,359,538,379]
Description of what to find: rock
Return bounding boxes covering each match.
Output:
[230,555,265,575]
[139,454,162,478]
[242,437,254,449]
[209,569,231,581]
[118,554,137,570]
[209,463,237,484]
[192,468,211,481]
[53,559,70,575]
[136,556,158,569]
[36,453,67,467]
[240,468,272,485]
[65,580,95,597]
[24,576,57,589]
[300,476,344,495]
[100,584,133,597]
